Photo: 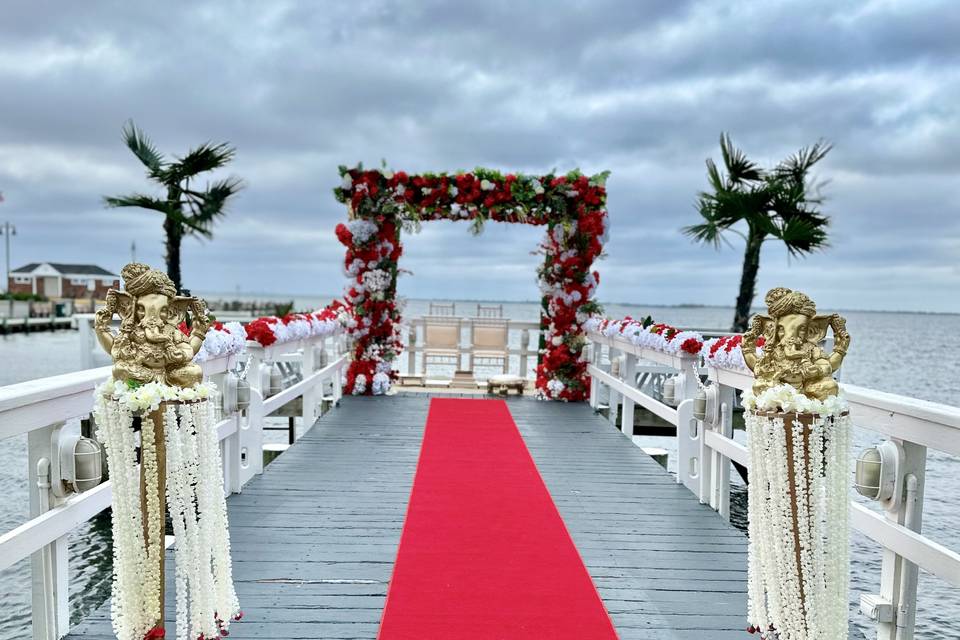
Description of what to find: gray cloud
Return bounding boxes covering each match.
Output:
[0,0,957,312]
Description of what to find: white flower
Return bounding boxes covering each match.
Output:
[341,173,353,189]
[352,374,368,395]
[372,372,391,395]
[346,219,378,244]
[382,169,394,180]
[480,179,495,191]
[532,179,544,195]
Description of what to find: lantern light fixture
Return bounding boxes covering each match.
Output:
[50,426,103,498]
[854,440,903,507]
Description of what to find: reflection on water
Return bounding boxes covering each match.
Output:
[0,303,958,639]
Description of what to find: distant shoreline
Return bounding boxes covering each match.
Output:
[196,291,960,317]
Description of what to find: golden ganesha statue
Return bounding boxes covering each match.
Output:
[94,262,211,387]
[742,287,850,401]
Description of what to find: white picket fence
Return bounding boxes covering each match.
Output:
[0,332,348,640]
[586,331,960,640]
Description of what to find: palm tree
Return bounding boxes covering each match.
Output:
[105,121,243,292]
[684,133,832,332]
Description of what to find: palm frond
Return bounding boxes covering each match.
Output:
[181,176,244,237]
[167,142,237,182]
[719,133,763,185]
[121,121,165,176]
[776,139,832,184]
[682,220,725,248]
[103,193,172,214]
[772,214,830,257]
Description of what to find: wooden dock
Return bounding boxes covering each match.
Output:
[0,316,73,334]
[66,394,752,639]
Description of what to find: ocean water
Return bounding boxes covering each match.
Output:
[0,300,958,639]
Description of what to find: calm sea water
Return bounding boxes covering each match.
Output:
[1,299,958,639]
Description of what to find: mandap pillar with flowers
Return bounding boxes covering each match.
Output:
[332,165,610,400]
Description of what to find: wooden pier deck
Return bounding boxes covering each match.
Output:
[67,394,750,639]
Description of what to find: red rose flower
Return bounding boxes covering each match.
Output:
[335,223,353,246]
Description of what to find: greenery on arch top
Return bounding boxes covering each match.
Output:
[334,164,610,235]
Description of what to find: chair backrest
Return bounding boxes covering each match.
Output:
[471,318,508,351]
[429,302,456,316]
[476,303,503,318]
[424,317,461,350]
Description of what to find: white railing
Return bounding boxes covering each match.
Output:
[586,331,960,640]
[0,332,348,640]
[401,317,541,378]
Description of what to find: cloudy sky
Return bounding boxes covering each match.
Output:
[0,0,957,312]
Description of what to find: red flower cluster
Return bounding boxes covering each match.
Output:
[709,334,742,357]
[680,337,704,355]
[650,323,679,342]
[245,317,278,347]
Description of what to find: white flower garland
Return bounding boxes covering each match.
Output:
[583,315,705,356]
[247,311,345,347]
[744,387,850,640]
[194,321,247,362]
[94,394,154,639]
[743,384,848,417]
[95,382,240,640]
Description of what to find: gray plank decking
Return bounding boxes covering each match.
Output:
[66,394,750,640]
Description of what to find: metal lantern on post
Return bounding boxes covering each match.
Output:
[693,388,707,422]
[661,376,677,406]
[854,440,903,505]
[50,427,103,499]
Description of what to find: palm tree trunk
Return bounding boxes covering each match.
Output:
[732,229,764,332]
[163,215,184,293]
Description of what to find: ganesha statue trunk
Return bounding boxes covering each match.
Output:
[742,288,852,640]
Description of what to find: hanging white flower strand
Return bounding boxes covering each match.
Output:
[744,386,851,640]
[95,382,241,640]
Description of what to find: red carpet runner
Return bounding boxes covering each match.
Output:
[378,398,619,639]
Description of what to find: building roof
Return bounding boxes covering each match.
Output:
[10,263,119,277]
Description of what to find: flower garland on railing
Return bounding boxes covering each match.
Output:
[93,381,241,640]
[191,321,247,363]
[584,316,705,356]
[334,165,610,400]
[702,334,766,370]
[244,301,351,348]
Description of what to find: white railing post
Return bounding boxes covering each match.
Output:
[588,341,600,409]
[332,351,343,405]
[28,425,70,640]
[620,353,636,437]
[243,344,266,483]
[711,382,736,519]
[674,353,701,495]
[76,314,94,370]
[407,327,416,376]
[876,441,927,640]
[300,340,316,436]
[519,329,530,378]
[607,346,621,427]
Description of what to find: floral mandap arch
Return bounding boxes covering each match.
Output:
[333,165,610,401]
